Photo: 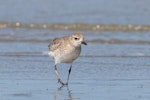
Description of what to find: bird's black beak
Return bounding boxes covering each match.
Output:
[81,41,87,45]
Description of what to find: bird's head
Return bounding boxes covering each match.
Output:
[70,33,87,47]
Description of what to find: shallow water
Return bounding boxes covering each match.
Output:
[1,30,150,100]
[0,0,150,25]
[1,0,150,100]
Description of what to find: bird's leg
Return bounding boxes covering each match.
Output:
[54,65,64,85]
[66,64,72,85]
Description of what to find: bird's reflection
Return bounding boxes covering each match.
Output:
[54,85,73,100]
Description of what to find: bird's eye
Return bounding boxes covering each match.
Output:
[74,37,79,40]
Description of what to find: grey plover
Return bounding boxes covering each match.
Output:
[48,33,87,85]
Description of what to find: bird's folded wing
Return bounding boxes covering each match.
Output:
[48,38,63,51]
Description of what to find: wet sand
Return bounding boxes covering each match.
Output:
[1,79,150,100]
[1,0,150,100]
[1,31,150,100]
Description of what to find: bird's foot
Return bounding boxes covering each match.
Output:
[58,79,65,86]
[57,79,69,86]
[65,82,68,85]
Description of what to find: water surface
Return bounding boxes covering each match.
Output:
[1,0,150,100]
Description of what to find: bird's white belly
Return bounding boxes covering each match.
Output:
[56,52,79,63]
[55,47,81,64]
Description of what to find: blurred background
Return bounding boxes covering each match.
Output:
[0,0,150,24]
[0,0,150,100]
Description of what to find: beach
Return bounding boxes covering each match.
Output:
[1,0,150,100]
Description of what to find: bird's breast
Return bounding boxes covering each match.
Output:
[55,46,81,63]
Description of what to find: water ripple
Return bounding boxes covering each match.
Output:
[1,22,150,31]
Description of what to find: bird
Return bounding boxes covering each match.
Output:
[48,33,87,85]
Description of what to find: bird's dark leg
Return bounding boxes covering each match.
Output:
[66,64,72,85]
[54,65,64,85]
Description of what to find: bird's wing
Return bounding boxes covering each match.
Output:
[48,38,63,51]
